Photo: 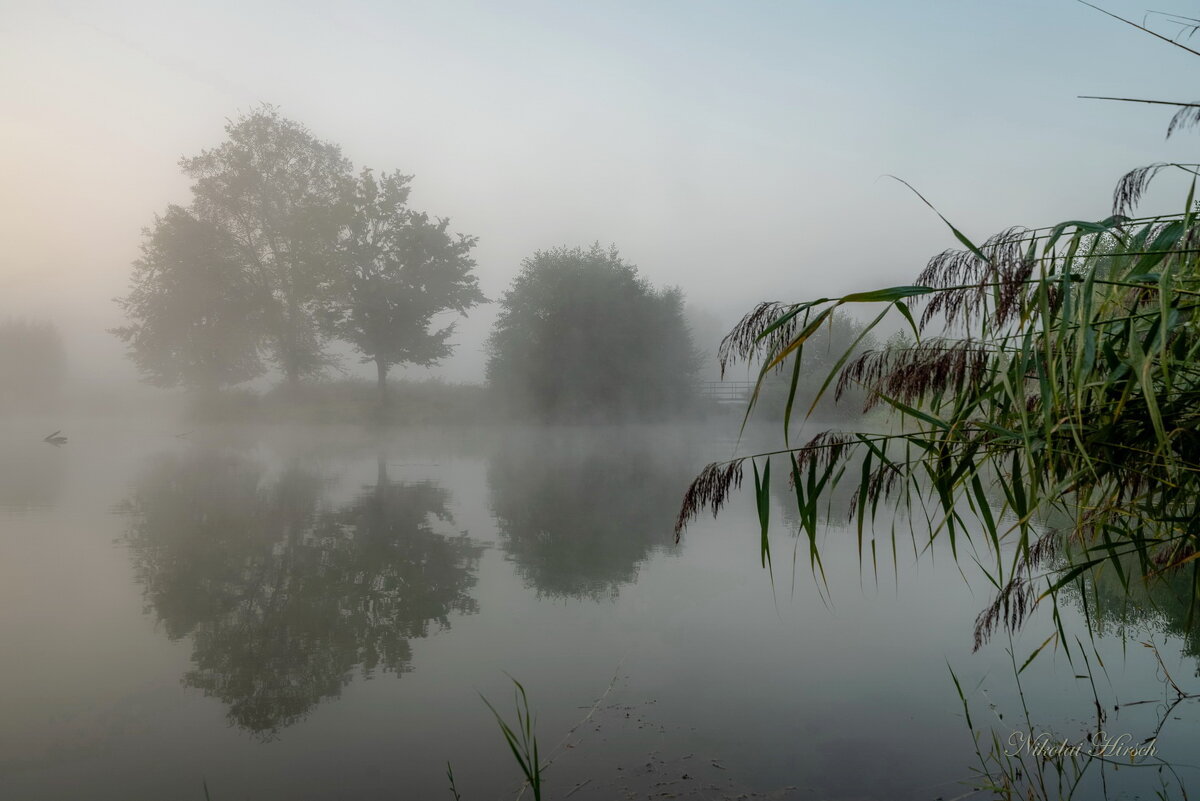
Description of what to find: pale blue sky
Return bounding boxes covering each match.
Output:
[2,0,1198,382]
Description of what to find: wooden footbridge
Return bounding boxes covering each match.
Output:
[699,380,756,405]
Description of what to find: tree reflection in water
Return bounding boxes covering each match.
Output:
[487,430,693,600]
[120,450,481,738]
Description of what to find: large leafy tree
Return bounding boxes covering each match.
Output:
[116,106,354,388]
[112,206,264,390]
[182,107,353,383]
[339,169,484,405]
[486,244,699,420]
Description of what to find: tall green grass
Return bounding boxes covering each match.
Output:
[677,10,1200,658]
[482,678,543,801]
[446,677,545,801]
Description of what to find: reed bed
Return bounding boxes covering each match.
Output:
[678,9,1200,661]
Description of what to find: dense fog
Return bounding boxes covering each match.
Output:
[4,1,1198,412]
[7,4,1200,800]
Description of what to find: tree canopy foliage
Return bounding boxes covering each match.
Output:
[113,206,264,390]
[486,244,699,420]
[339,169,484,403]
[181,107,353,383]
[114,107,481,397]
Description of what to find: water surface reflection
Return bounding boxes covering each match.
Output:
[120,449,482,736]
[487,430,694,600]
[7,423,1197,799]
[0,438,64,514]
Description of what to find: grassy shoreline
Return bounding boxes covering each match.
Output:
[180,377,784,426]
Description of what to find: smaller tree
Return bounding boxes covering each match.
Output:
[338,169,485,406]
[112,206,264,391]
[487,244,700,420]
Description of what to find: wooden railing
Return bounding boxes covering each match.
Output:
[699,380,756,404]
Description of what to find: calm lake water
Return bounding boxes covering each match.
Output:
[1,415,1198,800]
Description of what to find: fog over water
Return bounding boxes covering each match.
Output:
[6,3,1200,799]
[3,1,1199,388]
[3,419,1198,799]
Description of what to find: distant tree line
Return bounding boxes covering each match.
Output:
[0,318,65,409]
[112,107,710,420]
